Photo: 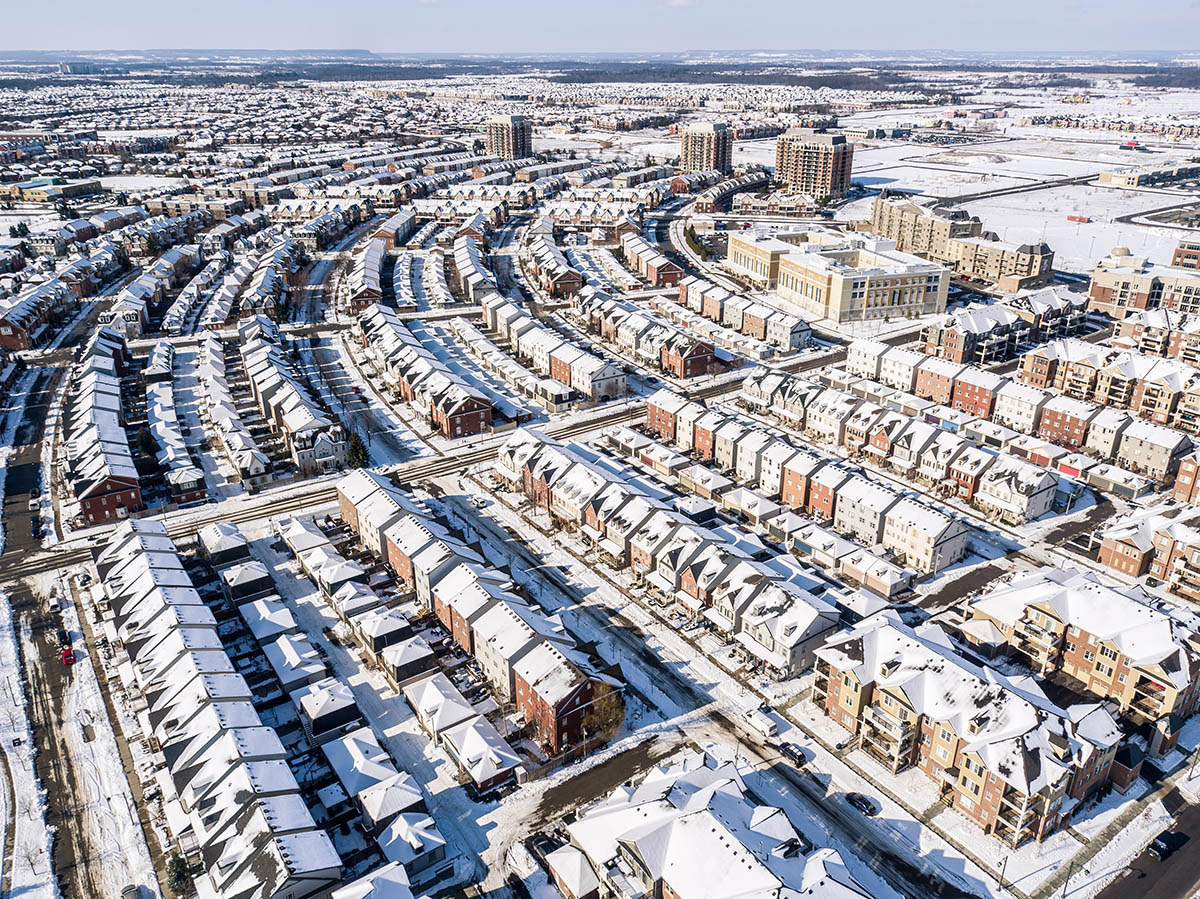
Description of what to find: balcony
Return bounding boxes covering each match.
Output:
[863,704,916,739]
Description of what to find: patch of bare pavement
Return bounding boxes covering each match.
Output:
[533,736,675,824]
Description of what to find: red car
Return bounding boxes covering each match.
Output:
[60,648,75,666]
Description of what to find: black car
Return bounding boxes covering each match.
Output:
[1148,830,1174,860]
[780,743,806,767]
[846,792,878,816]
[56,628,70,648]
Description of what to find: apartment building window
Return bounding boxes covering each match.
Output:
[1096,663,1114,677]
[937,746,950,761]
[1118,673,1128,683]
[1084,650,1095,662]
[1100,646,1119,661]
[843,693,854,708]
[960,796,975,811]
[1066,641,1077,653]
[940,727,953,742]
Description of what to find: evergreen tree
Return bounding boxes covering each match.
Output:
[347,432,369,468]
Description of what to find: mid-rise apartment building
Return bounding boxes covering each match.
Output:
[815,612,1126,847]
[680,120,732,174]
[870,195,1054,291]
[968,569,1200,744]
[485,114,532,161]
[774,127,853,200]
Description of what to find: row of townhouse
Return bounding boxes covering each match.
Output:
[29,205,147,256]
[572,289,718,378]
[370,208,418,250]
[358,304,496,438]
[409,197,508,227]
[450,317,574,413]
[541,201,643,234]
[99,244,203,339]
[1115,308,1200,366]
[678,274,812,352]
[143,342,207,504]
[549,749,870,899]
[293,209,356,252]
[814,610,1128,847]
[199,209,273,253]
[744,369,1066,522]
[95,520,344,899]
[493,429,845,675]
[0,242,125,350]
[849,337,1192,484]
[238,239,301,320]
[336,470,621,755]
[345,237,386,314]
[920,285,1089,365]
[645,387,971,573]
[966,567,1200,753]
[603,424,916,598]
[198,519,455,889]
[451,234,497,303]
[106,210,212,259]
[524,215,585,298]
[64,328,144,525]
[239,316,350,474]
[619,232,683,287]
[647,294,776,362]
[481,295,627,403]
[691,170,772,213]
[196,332,272,485]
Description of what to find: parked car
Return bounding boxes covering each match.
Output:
[1148,831,1174,860]
[743,709,778,739]
[56,628,69,647]
[780,743,806,767]
[846,793,878,816]
[61,648,76,666]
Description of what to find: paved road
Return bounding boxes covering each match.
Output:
[1095,788,1200,899]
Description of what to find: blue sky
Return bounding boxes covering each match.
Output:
[4,0,1198,53]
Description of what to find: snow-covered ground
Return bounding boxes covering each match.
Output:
[47,574,160,897]
[0,595,58,899]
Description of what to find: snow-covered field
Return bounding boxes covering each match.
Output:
[959,182,1186,272]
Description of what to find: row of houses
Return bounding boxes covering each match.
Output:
[336,470,622,756]
[99,244,202,338]
[451,234,496,303]
[600,424,918,599]
[240,316,350,475]
[919,286,1090,365]
[1019,337,1200,435]
[734,368,1066,523]
[450,317,576,412]
[143,341,206,504]
[481,294,627,403]
[495,429,862,675]
[572,289,719,379]
[646,294,777,362]
[65,328,144,525]
[644,387,972,572]
[197,331,272,486]
[524,215,585,298]
[619,233,683,288]
[848,337,1191,485]
[95,520,344,898]
[691,171,772,213]
[358,304,496,438]
[678,274,813,352]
